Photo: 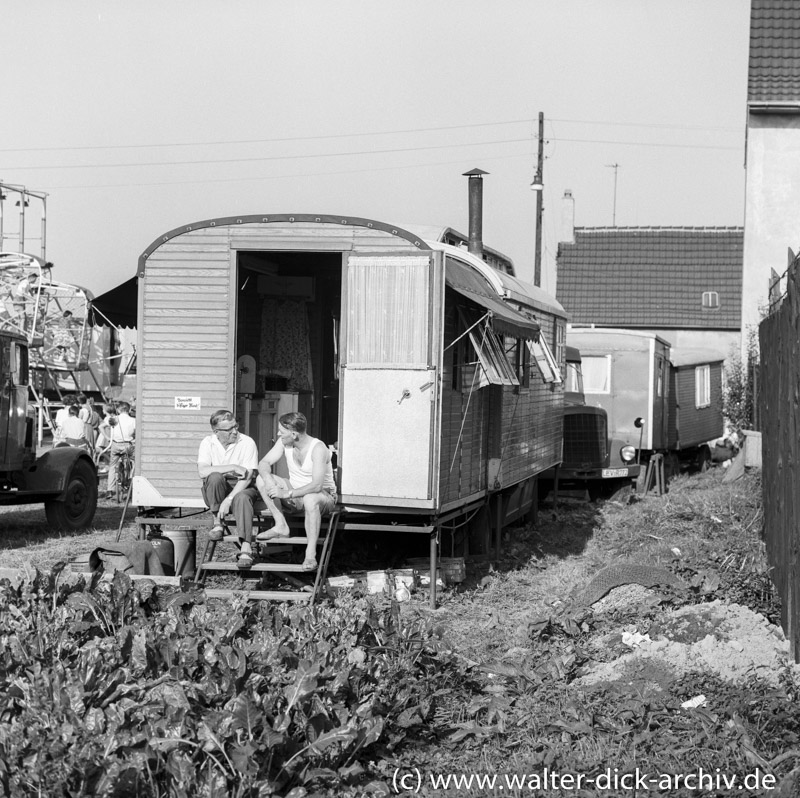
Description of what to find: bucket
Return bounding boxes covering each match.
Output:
[162,527,197,578]
[148,536,175,576]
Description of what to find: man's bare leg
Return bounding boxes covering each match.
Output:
[301,493,325,567]
[255,474,291,536]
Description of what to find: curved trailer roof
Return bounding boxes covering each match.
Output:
[101,215,561,337]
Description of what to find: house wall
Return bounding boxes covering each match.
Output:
[743,115,800,350]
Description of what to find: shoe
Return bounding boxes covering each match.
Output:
[301,557,317,572]
[256,528,286,542]
[236,550,254,569]
[208,525,225,541]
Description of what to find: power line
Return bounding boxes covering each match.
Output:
[39,151,534,191]
[4,133,741,174]
[549,117,740,132]
[0,121,534,154]
[4,137,532,170]
[0,117,743,155]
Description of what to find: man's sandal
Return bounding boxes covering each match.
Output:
[236,550,254,569]
[301,557,317,572]
[208,525,225,542]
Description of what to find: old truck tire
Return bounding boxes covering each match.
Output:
[45,459,98,530]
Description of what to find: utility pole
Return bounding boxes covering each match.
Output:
[606,163,620,226]
[532,111,544,287]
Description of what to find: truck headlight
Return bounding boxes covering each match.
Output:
[620,445,636,463]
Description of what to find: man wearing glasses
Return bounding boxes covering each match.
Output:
[197,409,260,568]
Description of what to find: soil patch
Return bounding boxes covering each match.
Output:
[579,598,795,690]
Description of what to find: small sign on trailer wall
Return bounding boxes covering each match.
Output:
[175,396,201,410]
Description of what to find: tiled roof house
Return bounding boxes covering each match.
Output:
[742,0,800,346]
[557,227,742,329]
[557,221,743,361]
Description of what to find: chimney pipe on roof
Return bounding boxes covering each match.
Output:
[561,189,575,245]
[463,168,488,258]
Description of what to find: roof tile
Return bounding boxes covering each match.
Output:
[749,0,800,104]
[556,227,743,329]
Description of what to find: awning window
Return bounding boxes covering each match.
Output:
[458,308,519,388]
[529,332,562,384]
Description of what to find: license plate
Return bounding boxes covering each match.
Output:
[602,468,629,478]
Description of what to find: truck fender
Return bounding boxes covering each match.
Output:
[25,447,97,497]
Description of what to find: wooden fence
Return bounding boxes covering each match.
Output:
[760,255,800,659]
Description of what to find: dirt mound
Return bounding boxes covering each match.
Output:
[579,598,795,691]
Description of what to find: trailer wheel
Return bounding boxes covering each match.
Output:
[45,459,98,531]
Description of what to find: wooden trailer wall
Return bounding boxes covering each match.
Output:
[667,360,724,450]
[134,218,432,507]
[439,287,565,509]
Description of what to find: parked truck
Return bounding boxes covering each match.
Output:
[567,328,724,476]
[540,345,641,499]
[0,328,98,529]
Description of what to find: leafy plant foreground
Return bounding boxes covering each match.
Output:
[2,469,799,797]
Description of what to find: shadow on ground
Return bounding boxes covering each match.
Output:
[0,496,136,552]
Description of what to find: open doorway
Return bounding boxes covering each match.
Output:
[234,251,342,455]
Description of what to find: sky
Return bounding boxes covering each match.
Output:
[1,1,751,298]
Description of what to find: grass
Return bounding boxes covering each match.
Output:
[394,467,790,796]
[1,465,794,796]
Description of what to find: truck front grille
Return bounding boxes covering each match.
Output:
[564,413,607,468]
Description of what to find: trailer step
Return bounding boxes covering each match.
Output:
[256,535,315,545]
[196,561,316,573]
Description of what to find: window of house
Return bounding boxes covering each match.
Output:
[528,332,563,384]
[695,364,711,408]
[702,291,720,310]
[581,355,611,393]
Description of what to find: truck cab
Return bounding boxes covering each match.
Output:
[540,346,640,499]
[0,331,97,528]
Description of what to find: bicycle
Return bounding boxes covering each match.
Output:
[114,445,134,504]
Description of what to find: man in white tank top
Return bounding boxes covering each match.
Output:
[255,411,336,571]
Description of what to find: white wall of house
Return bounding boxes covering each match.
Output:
[743,114,800,352]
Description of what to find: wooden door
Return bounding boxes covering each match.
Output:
[339,252,440,506]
